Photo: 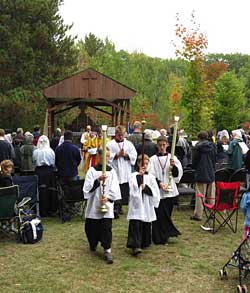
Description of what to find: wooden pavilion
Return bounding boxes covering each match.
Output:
[43,68,136,137]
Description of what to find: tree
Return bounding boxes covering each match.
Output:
[0,0,78,93]
[174,11,210,137]
[214,72,245,131]
[84,33,104,57]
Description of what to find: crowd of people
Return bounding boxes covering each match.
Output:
[1,121,250,264]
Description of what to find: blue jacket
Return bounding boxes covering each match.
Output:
[240,192,250,227]
[55,141,81,177]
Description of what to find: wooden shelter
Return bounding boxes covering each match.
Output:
[43,68,136,137]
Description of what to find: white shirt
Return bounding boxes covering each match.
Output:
[127,172,160,222]
[106,138,137,184]
[149,154,183,199]
[83,167,121,219]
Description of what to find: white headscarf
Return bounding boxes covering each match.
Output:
[219,130,229,140]
[37,135,50,149]
[232,129,242,139]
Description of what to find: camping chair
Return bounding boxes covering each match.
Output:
[230,168,247,196]
[0,185,20,238]
[13,175,40,217]
[199,181,240,234]
[215,168,231,182]
[57,179,85,223]
[177,169,196,208]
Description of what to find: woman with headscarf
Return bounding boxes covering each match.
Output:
[227,130,243,170]
[33,135,56,217]
[216,130,230,169]
[20,132,36,173]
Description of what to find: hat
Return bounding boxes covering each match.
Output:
[232,130,242,139]
[144,130,152,140]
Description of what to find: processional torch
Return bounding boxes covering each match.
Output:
[166,115,180,192]
[99,125,109,213]
[140,119,147,187]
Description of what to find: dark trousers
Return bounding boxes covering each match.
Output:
[127,220,152,249]
[85,218,112,250]
[114,182,129,216]
[35,166,58,217]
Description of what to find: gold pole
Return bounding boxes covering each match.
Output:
[166,116,180,192]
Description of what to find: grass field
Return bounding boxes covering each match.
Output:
[0,206,247,293]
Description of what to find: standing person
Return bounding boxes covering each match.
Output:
[127,155,160,255]
[55,130,81,181]
[240,190,250,241]
[83,148,121,264]
[191,131,216,221]
[227,129,244,170]
[136,130,158,158]
[33,135,56,217]
[20,132,36,172]
[0,129,13,163]
[50,128,62,151]
[32,125,41,146]
[127,121,142,151]
[88,127,103,167]
[149,135,183,245]
[107,125,137,218]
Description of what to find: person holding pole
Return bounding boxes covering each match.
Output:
[83,126,121,264]
[149,116,183,245]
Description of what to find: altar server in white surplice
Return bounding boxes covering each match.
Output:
[149,135,183,245]
[106,125,137,218]
[127,154,160,255]
[83,149,121,264]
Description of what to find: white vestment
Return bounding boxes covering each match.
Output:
[149,154,183,199]
[83,167,121,219]
[127,172,160,222]
[106,138,137,184]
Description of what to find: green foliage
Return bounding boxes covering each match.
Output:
[214,72,245,131]
[0,0,78,93]
[0,88,46,131]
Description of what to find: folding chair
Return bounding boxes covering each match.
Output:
[57,179,85,223]
[230,168,247,196]
[0,185,20,238]
[13,175,40,217]
[177,169,196,208]
[215,168,231,182]
[199,181,240,234]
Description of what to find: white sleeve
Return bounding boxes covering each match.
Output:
[83,168,99,198]
[173,156,183,184]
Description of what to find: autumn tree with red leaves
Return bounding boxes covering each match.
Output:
[173,12,212,137]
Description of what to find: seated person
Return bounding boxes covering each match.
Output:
[0,160,14,187]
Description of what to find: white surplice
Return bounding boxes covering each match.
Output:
[106,138,137,184]
[149,154,183,199]
[83,167,121,219]
[127,172,160,222]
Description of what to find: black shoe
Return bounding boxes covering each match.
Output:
[190,216,202,221]
[132,248,142,256]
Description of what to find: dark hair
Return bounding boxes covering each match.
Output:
[157,135,168,143]
[33,125,40,132]
[198,131,208,140]
[64,130,73,140]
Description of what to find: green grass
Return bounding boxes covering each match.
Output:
[0,208,246,292]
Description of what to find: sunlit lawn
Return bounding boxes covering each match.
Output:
[0,205,246,293]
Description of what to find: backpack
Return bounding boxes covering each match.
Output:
[20,217,43,244]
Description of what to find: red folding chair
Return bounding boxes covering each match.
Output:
[198,181,240,234]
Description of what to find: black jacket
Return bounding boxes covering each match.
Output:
[192,140,216,183]
[137,139,158,157]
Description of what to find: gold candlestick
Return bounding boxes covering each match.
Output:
[166,115,180,192]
